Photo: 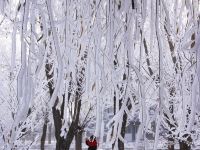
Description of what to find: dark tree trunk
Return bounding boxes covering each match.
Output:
[168,136,174,150]
[164,111,176,150]
[55,137,67,150]
[118,99,132,150]
[52,101,66,150]
[179,134,192,150]
[45,62,68,150]
[41,112,48,150]
[179,141,191,150]
[75,130,83,150]
[40,122,47,150]
[51,71,84,150]
[48,123,52,144]
[65,122,76,150]
[118,113,127,150]
[112,91,116,150]
[45,43,87,150]
[65,93,82,150]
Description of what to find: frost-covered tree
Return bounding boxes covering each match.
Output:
[0,0,200,150]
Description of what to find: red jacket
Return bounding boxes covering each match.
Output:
[86,139,97,147]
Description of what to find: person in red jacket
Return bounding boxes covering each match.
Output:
[86,135,97,150]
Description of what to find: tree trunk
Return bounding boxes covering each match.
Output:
[168,136,174,150]
[48,123,52,144]
[55,137,67,150]
[118,99,132,150]
[65,123,76,150]
[45,62,69,150]
[118,113,127,150]
[44,31,87,149]
[112,91,116,150]
[52,100,68,150]
[179,141,191,150]
[179,134,192,150]
[41,121,47,150]
[75,130,83,150]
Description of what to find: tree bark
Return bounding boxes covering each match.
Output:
[118,112,127,150]
[41,111,49,150]
[112,91,116,150]
[52,101,65,150]
[48,123,52,144]
[44,23,87,148]
[179,141,191,150]
[143,37,153,76]
[40,122,47,150]
[164,25,181,150]
[118,99,132,150]
[179,134,192,150]
[45,62,68,150]
[75,130,83,150]
[168,136,174,150]
[65,93,82,149]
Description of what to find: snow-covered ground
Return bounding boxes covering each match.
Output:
[28,141,196,150]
